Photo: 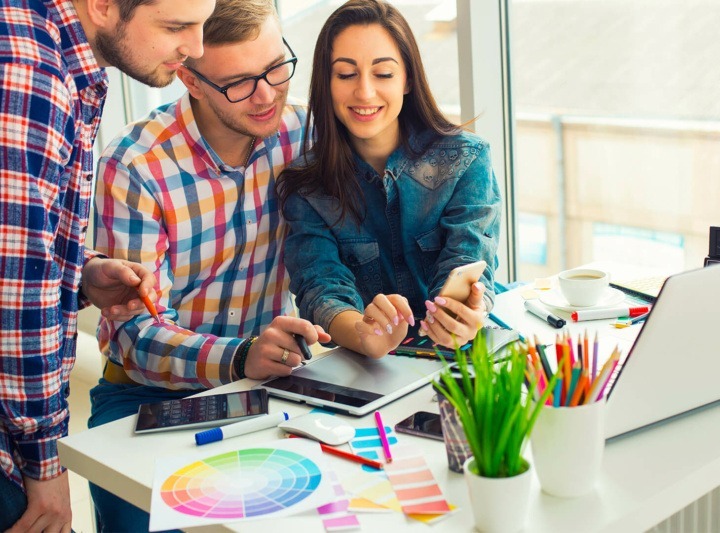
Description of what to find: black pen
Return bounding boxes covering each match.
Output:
[293,333,313,360]
[524,300,566,329]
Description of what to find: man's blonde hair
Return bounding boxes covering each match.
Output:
[203,0,277,46]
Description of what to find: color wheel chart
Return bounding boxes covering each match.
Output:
[150,440,332,531]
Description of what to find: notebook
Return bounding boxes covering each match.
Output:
[258,347,445,416]
[605,265,720,439]
[609,275,666,303]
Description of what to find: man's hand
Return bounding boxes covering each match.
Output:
[8,471,72,533]
[242,316,331,380]
[420,282,486,348]
[81,257,159,322]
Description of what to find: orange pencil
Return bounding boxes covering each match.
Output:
[139,292,161,324]
[583,330,589,373]
[569,375,587,407]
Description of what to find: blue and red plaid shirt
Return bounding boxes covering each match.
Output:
[95,94,309,389]
[0,0,107,489]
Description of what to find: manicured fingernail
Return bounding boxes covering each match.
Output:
[393,315,399,326]
[386,324,393,334]
[425,300,437,312]
[426,312,435,324]
[408,315,416,326]
[473,282,483,291]
[374,328,383,336]
[418,321,428,335]
[434,296,447,306]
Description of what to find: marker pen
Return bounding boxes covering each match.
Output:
[524,300,566,328]
[195,412,289,445]
[571,305,650,322]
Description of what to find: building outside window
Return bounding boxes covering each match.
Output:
[98,0,715,285]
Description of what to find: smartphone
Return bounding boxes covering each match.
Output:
[439,260,487,303]
[134,389,269,434]
[394,411,443,441]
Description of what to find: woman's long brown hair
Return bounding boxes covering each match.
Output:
[278,0,459,224]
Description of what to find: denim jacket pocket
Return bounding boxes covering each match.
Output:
[339,239,383,305]
[415,227,444,280]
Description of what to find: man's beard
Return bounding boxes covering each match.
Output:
[95,24,176,88]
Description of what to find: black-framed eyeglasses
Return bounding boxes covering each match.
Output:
[184,38,297,103]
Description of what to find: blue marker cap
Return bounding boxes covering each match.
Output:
[195,427,223,446]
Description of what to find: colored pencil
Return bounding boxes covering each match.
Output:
[553,377,562,407]
[535,336,553,382]
[565,362,582,407]
[591,331,599,381]
[586,347,620,403]
[596,350,621,401]
[562,338,571,403]
[139,292,161,324]
[374,411,393,463]
[569,375,588,407]
[287,434,383,469]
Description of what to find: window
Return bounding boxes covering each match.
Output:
[508,0,717,280]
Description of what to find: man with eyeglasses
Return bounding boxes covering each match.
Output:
[87,1,330,530]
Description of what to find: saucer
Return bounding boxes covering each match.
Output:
[539,287,625,312]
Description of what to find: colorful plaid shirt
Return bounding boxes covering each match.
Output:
[95,94,309,389]
[0,0,107,488]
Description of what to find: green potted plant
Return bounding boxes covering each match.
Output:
[434,330,557,533]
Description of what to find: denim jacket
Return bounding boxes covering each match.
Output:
[283,129,501,332]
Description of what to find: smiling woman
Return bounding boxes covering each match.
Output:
[277,0,502,361]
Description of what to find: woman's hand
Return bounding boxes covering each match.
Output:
[354,293,414,358]
[420,282,486,349]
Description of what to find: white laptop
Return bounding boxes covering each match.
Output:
[605,265,720,439]
[258,347,445,416]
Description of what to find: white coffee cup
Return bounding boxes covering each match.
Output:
[558,268,609,307]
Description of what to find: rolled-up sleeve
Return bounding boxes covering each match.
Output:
[283,192,365,331]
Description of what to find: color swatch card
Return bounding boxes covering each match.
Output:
[383,445,451,516]
[316,470,360,531]
[149,439,333,531]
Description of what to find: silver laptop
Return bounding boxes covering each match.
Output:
[258,347,445,416]
[605,265,720,439]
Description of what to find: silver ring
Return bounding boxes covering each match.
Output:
[280,348,290,364]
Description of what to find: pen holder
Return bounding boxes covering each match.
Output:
[435,385,472,473]
[530,399,606,498]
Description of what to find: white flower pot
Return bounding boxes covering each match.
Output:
[463,457,532,533]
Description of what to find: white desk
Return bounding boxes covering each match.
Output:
[59,267,720,532]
